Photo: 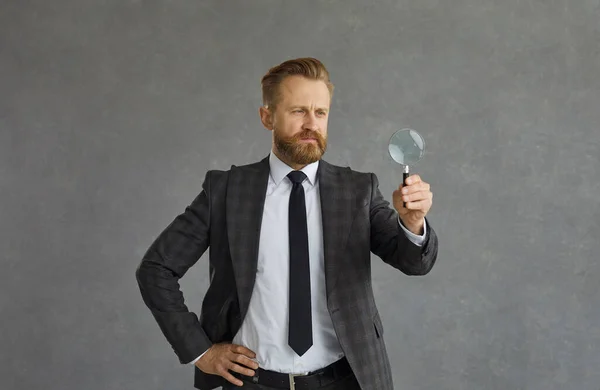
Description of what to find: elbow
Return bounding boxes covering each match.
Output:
[135,258,165,285]
[398,245,438,276]
[401,259,434,276]
[135,260,152,291]
[135,261,145,284]
[135,255,162,290]
[410,249,438,276]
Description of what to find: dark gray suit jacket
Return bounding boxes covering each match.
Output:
[136,156,438,390]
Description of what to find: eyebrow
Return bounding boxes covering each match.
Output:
[289,105,329,112]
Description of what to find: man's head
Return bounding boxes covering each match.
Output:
[259,57,334,168]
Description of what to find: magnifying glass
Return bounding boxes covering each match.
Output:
[388,128,426,207]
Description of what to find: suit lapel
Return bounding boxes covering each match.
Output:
[318,161,356,299]
[226,156,270,320]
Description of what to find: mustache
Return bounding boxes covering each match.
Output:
[292,130,323,142]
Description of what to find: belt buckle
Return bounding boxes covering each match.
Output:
[288,373,304,390]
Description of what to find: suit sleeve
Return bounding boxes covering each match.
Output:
[135,171,213,364]
[398,216,427,246]
[369,172,438,275]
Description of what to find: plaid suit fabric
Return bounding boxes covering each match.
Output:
[136,156,439,390]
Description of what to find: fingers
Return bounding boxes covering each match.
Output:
[223,345,259,385]
[199,343,259,387]
[232,344,257,359]
[400,181,430,194]
[227,360,256,377]
[210,358,248,386]
[401,189,432,203]
[394,176,433,216]
[220,368,244,387]
[233,353,260,370]
[405,199,431,210]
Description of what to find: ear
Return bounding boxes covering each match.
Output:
[259,106,274,131]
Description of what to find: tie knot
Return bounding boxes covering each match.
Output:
[287,170,307,185]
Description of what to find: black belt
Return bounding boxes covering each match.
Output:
[231,357,353,390]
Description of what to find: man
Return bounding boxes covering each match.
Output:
[136,57,438,390]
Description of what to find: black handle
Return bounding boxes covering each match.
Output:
[403,171,409,208]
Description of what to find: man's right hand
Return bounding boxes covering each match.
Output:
[194,343,259,387]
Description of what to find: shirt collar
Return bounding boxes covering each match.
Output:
[269,150,319,187]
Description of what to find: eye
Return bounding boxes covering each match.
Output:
[292,109,303,114]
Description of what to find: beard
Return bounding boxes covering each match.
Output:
[273,128,327,165]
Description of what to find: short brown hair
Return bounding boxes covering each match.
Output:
[261,57,334,111]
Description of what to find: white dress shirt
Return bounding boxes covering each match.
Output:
[191,152,427,373]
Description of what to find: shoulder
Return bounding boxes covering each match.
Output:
[320,159,378,185]
[202,156,269,187]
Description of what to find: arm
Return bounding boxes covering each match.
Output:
[135,171,213,364]
[369,173,438,275]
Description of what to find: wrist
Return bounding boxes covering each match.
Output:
[402,218,424,235]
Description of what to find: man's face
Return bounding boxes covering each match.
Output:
[262,75,330,165]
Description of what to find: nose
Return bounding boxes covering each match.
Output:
[303,112,319,131]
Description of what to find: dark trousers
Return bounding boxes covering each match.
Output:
[222,370,361,390]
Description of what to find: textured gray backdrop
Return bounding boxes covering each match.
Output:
[2,1,599,389]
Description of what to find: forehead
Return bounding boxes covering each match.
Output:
[278,75,331,108]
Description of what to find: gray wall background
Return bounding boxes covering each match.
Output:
[2,1,599,389]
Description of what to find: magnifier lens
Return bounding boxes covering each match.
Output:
[388,129,425,166]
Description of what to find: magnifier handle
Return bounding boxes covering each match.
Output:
[402,169,410,208]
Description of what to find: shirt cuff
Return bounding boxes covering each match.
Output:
[398,217,427,247]
[190,349,209,365]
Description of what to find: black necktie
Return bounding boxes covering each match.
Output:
[287,170,313,356]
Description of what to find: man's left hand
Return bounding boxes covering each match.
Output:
[392,174,433,235]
